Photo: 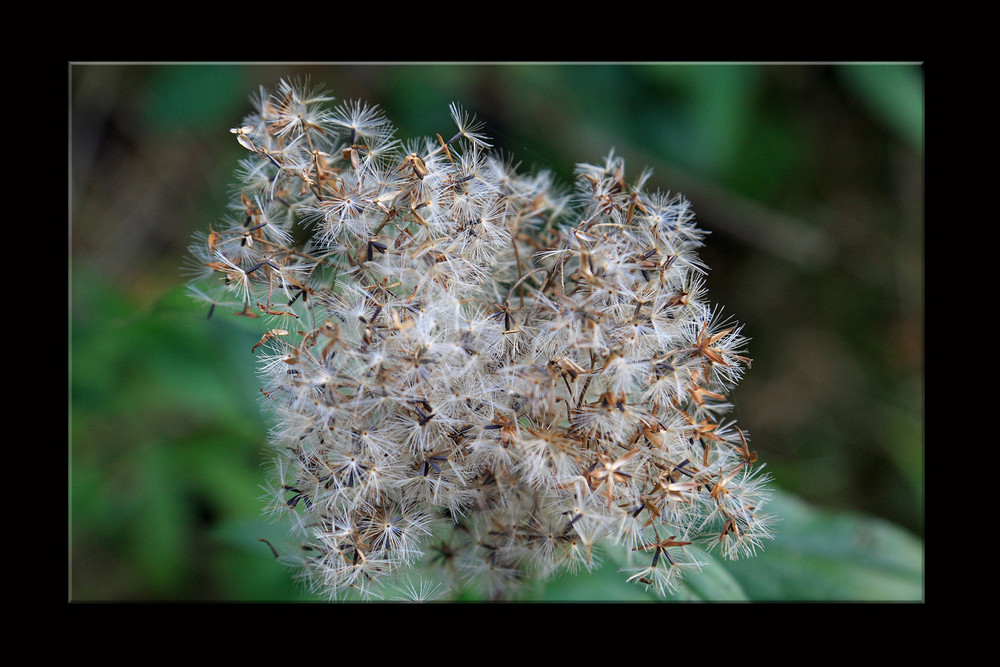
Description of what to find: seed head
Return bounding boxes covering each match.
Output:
[188,79,773,600]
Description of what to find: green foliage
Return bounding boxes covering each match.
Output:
[70,275,922,602]
[529,492,923,602]
[721,491,923,601]
[70,63,923,601]
[528,489,923,602]
[70,274,309,600]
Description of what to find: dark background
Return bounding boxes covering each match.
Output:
[70,63,923,601]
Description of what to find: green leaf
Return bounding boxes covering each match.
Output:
[722,490,924,601]
[531,543,751,602]
[537,555,655,602]
[662,548,750,601]
[837,64,923,154]
[530,489,923,602]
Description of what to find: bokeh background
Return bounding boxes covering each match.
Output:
[70,63,923,601]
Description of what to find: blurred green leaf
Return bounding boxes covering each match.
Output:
[132,441,189,593]
[530,489,922,602]
[536,555,655,602]
[837,64,923,153]
[209,518,314,601]
[723,490,923,601]
[71,273,278,600]
[663,549,750,601]
[143,65,251,131]
[637,64,763,178]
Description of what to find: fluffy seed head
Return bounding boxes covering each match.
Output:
[188,79,772,600]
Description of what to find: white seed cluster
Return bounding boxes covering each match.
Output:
[187,79,772,600]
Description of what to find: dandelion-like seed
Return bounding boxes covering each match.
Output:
[187,79,773,600]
